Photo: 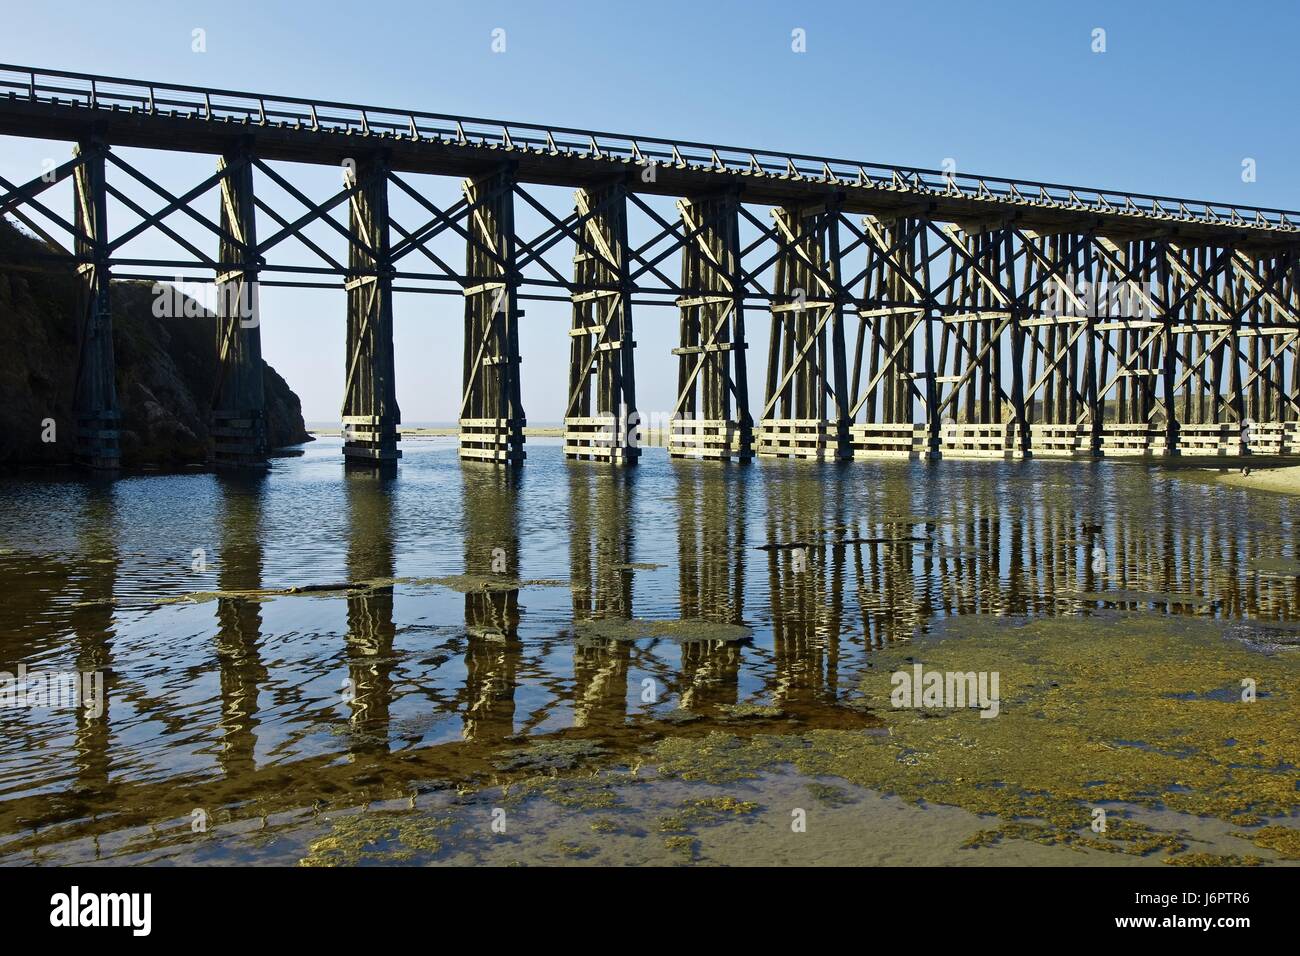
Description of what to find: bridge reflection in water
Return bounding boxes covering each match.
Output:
[0,450,1296,857]
[460,466,522,743]
[215,476,268,777]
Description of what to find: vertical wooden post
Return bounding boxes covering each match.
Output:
[564,181,639,463]
[1082,234,1103,456]
[1157,239,1179,455]
[1287,252,1300,442]
[211,149,267,468]
[828,219,852,455]
[342,156,401,466]
[919,223,940,460]
[460,166,525,465]
[849,215,928,459]
[1005,228,1028,455]
[72,141,119,470]
[758,199,850,459]
[670,189,752,460]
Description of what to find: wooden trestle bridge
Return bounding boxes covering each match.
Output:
[3,64,1299,470]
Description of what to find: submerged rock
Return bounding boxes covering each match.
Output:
[491,739,609,774]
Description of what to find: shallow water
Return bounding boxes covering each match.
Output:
[0,438,1297,863]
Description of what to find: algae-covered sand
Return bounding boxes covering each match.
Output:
[651,613,1299,862]
[16,610,1294,866]
[281,611,1299,866]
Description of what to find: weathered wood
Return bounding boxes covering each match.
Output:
[565,181,638,463]
[71,140,119,470]
[758,200,851,460]
[671,190,752,460]
[4,68,1300,470]
[460,166,525,465]
[850,215,933,459]
[211,147,267,468]
[67,140,121,468]
[342,156,401,464]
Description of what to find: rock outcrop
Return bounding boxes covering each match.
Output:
[0,220,311,466]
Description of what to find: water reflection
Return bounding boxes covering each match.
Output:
[569,464,632,727]
[71,483,116,796]
[460,466,520,742]
[675,461,744,710]
[344,471,397,752]
[215,475,267,777]
[0,443,1296,857]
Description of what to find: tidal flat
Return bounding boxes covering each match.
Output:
[0,437,1296,865]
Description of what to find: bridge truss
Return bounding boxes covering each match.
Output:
[2,64,1298,468]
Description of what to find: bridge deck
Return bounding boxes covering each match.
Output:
[1,63,1297,248]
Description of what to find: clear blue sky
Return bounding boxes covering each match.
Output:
[3,0,1298,424]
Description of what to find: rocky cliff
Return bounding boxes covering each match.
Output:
[0,220,311,466]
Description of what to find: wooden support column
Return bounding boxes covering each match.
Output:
[670,189,752,461]
[919,224,940,460]
[342,157,401,466]
[564,181,639,464]
[1004,229,1029,456]
[72,141,119,470]
[758,199,851,460]
[460,167,525,465]
[1156,239,1179,455]
[933,226,1019,458]
[849,215,930,459]
[211,149,267,468]
[1022,231,1089,457]
[1286,253,1300,443]
[1082,234,1104,457]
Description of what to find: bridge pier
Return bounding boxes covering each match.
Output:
[460,167,525,465]
[341,157,401,467]
[670,190,753,461]
[851,215,935,460]
[1092,238,1170,457]
[1167,244,1232,455]
[1155,239,1181,456]
[932,226,1025,459]
[1021,233,1095,458]
[758,200,851,460]
[211,149,267,469]
[1230,246,1300,454]
[564,182,638,463]
[72,141,119,470]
